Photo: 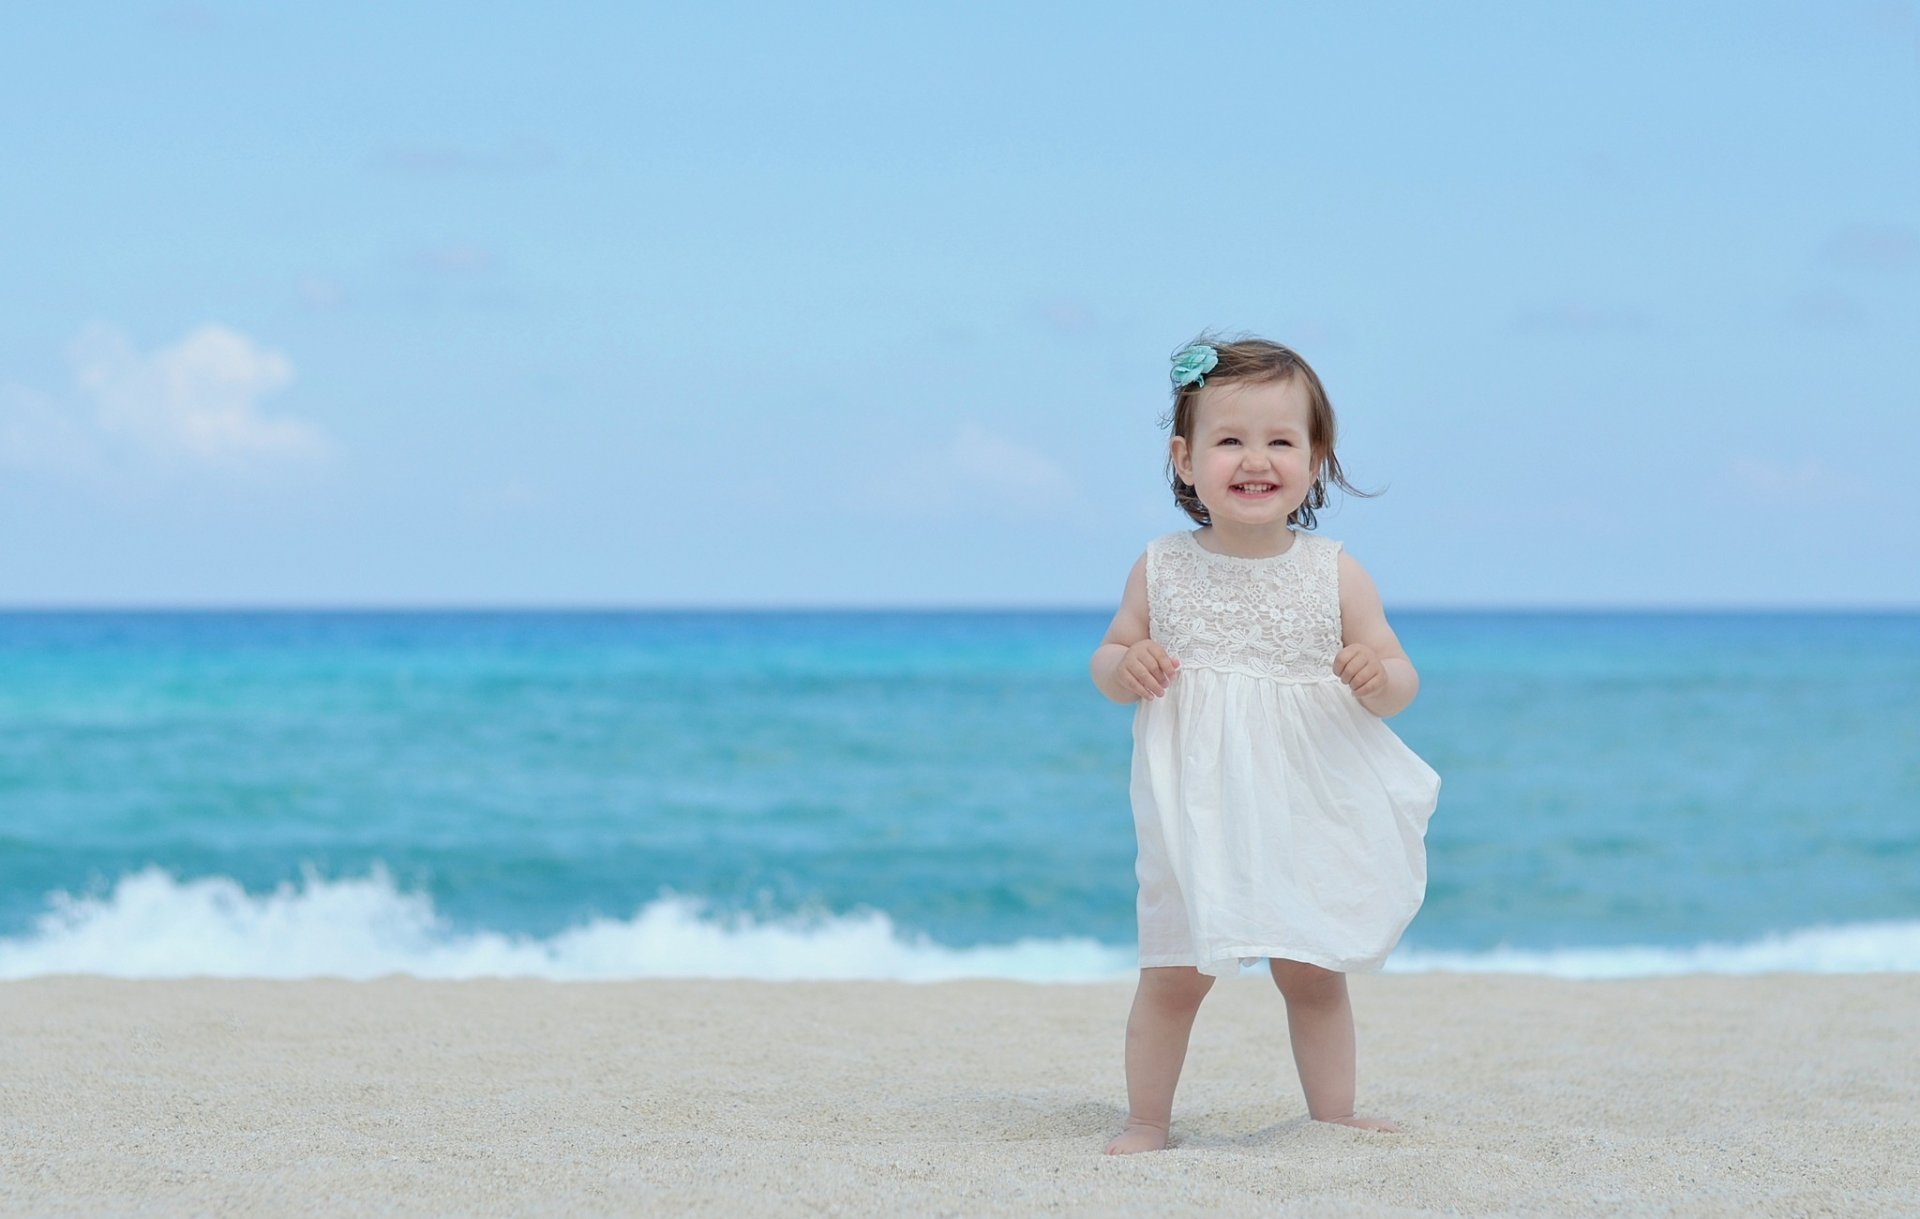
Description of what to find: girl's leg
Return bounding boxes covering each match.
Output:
[1268,958,1398,1132]
[1105,966,1215,1154]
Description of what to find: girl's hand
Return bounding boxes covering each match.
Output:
[1121,640,1180,701]
[1333,643,1387,699]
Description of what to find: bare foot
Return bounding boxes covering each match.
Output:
[1103,1120,1170,1155]
[1318,1113,1401,1133]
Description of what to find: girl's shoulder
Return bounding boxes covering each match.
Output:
[1143,531,1208,576]
[1307,533,1345,564]
[1140,530,1193,568]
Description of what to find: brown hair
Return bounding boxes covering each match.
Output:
[1162,333,1372,529]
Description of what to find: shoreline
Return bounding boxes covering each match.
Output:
[4,973,1916,1217]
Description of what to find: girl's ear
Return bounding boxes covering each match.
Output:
[1169,435,1192,483]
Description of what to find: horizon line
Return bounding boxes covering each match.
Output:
[2,602,1918,616]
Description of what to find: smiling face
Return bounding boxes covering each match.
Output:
[1169,375,1320,530]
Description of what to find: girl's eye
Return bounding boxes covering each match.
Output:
[1272,439,1292,447]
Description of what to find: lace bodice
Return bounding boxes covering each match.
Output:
[1145,530,1344,682]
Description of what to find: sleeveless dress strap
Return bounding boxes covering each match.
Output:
[1305,534,1344,640]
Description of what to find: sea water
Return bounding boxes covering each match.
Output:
[1,610,1915,980]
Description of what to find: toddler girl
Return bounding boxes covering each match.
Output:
[1090,335,1440,1154]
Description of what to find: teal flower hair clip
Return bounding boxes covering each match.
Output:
[1170,343,1219,389]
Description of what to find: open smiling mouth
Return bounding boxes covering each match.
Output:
[1230,482,1278,495]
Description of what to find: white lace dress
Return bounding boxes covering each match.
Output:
[1130,529,1441,976]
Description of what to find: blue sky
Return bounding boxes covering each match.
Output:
[2,2,1915,608]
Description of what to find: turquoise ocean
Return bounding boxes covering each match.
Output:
[2,609,1916,981]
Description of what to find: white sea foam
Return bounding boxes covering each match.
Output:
[1386,921,1920,978]
[0,866,1135,983]
[1,867,1916,982]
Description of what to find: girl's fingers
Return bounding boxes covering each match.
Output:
[1338,658,1380,692]
[1335,648,1373,686]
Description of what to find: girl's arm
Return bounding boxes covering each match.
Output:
[1090,554,1178,704]
[1334,550,1419,718]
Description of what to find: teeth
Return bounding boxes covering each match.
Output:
[1235,483,1274,492]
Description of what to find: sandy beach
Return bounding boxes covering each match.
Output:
[3,972,1915,1217]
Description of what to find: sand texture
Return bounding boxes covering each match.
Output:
[3,973,1916,1217]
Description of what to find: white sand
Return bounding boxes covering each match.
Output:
[3,973,1916,1217]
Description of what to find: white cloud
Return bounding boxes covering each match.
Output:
[1722,454,1898,517]
[0,323,331,480]
[870,421,1078,517]
[949,423,1076,501]
[70,323,328,466]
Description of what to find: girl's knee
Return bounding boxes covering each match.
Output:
[1139,966,1214,1010]
[1268,957,1345,1002]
